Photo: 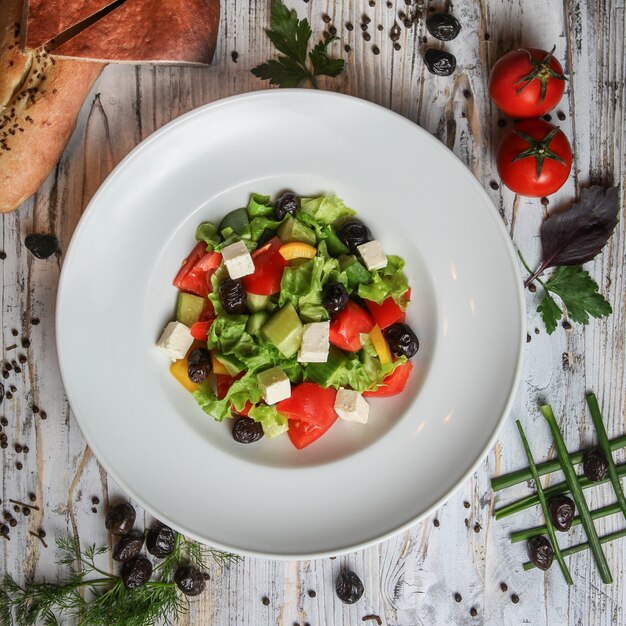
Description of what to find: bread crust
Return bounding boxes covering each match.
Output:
[0,0,103,213]
[24,0,117,49]
[51,0,220,65]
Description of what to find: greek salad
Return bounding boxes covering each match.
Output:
[157,192,419,450]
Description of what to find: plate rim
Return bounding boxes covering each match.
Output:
[56,89,526,559]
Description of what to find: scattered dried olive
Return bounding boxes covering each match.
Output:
[147,523,177,558]
[337,220,372,252]
[527,536,553,571]
[424,48,457,76]
[385,323,419,358]
[426,13,461,41]
[105,502,136,536]
[121,555,153,589]
[335,570,364,604]
[175,565,208,596]
[187,348,212,383]
[232,417,264,444]
[24,234,59,259]
[548,495,575,532]
[274,192,300,220]
[583,447,609,482]
[112,533,145,562]
[323,282,349,314]
[218,278,247,314]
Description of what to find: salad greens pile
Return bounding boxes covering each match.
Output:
[191,193,409,438]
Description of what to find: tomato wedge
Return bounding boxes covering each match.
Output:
[215,372,244,399]
[363,362,413,398]
[329,301,374,352]
[242,237,287,295]
[277,383,338,449]
[190,320,213,341]
[365,297,404,329]
[173,243,222,297]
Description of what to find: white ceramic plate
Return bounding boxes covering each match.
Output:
[57,90,524,559]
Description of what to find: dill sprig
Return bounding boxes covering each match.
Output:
[0,533,241,626]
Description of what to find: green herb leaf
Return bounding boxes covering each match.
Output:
[251,0,344,88]
[539,265,612,333]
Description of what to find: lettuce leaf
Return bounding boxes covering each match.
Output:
[247,193,274,217]
[195,222,221,251]
[357,255,409,306]
[279,255,339,322]
[248,404,289,438]
[300,195,356,225]
[193,372,263,422]
[249,216,284,241]
[215,226,257,252]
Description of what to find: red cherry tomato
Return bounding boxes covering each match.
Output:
[173,243,222,297]
[189,320,213,341]
[329,301,374,352]
[496,120,572,197]
[364,292,408,329]
[242,237,287,295]
[363,362,413,398]
[489,47,566,118]
[276,383,338,449]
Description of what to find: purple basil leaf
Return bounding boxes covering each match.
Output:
[540,186,620,269]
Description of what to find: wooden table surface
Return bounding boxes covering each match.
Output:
[1,1,625,624]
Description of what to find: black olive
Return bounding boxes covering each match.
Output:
[526,536,554,571]
[24,234,59,259]
[424,48,457,76]
[385,323,419,358]
[337,220,372,253]
[274,192,300,220]
[112,533,145,562]
[187,348,212,383]
[335,570,364,604]
[548,495,575,532]
[583,447,609,482]
[105,502,136,536]
[121,555,153,589]
[426,13,461,41]
[323,282,349,314]
[218,278,247,314]
[174,565,208,596]
[146,523,178,558]
[232,417,264,444]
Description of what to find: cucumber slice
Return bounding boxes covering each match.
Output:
[246,292,270,312]
[261,303,303,358]
[219,207,250,236]
[305,347,348,387]
[278,216,316,246]
[345,260,371,285]
[338,254,356,270]
[176,293,205,327]
[215,353,245,376]
[246,311,271,335]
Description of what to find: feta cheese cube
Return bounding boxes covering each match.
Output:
[257,366,291,405]
[334,388,370,424]
[298,321,330,363]
[357,240,387,271]
[157,321,194,361]
[221,240,255,279]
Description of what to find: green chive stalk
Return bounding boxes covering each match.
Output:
[541,404,613,584]
[516,420,572,584]
[586,393,626,520]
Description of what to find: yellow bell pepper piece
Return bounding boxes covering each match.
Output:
[211,350,229,375]
[279,242,317,260]
[369,324,392,365]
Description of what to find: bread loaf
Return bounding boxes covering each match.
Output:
[0,0,103,213]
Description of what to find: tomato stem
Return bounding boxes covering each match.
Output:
[514,45,568,103]
[511,127,567,179]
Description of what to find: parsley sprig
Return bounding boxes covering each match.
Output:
[252,0,345,88]
[0,535,240,626]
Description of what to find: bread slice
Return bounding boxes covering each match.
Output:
[51,0,220,65]
[0,0,103,213]
[24,0,118,49]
